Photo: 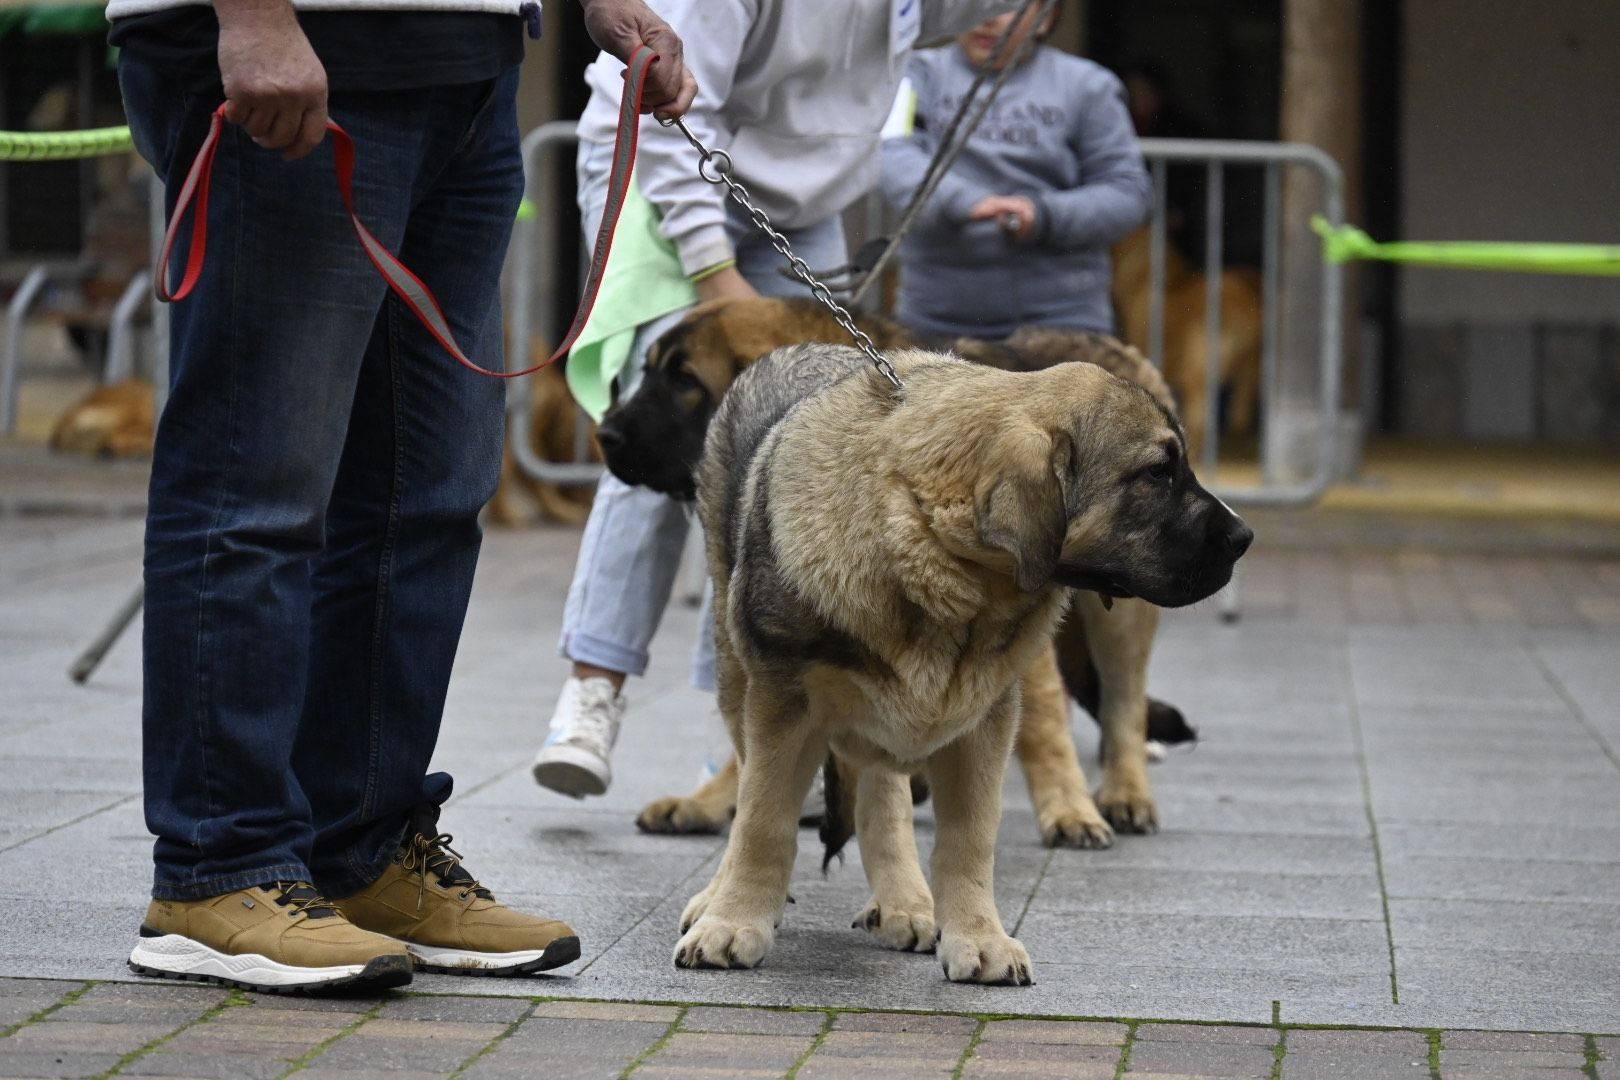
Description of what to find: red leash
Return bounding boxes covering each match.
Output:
[156,46,659,379]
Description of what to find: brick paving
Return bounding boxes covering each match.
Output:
[1,978,1613,1079]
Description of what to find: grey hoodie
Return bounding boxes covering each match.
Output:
[577,0,1017,276]
[881,43,1150,339]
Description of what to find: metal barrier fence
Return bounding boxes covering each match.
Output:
[1135,136,1345,507]
[506,121,603,488]
[503,128,1346,508]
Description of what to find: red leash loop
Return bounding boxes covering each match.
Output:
[156,46,659,379]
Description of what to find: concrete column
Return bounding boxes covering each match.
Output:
[1275,0,1364,481]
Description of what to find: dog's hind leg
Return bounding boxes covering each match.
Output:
[928,693,1032,986]
[638,756,738,835]
[850,764,937,953]
[1078,595,1160,833]
[1016,643,1113,849]
[674,680,824,971]
[639,632,746,836]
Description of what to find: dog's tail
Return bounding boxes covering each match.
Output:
[819,754,857,873]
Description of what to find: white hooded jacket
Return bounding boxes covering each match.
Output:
[576,0,1017,275]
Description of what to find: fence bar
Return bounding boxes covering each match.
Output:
[509,121,604,489]
[1202,161,1224,468]
[1147,158,1168,370]
[103,270,151,384]
[2,266,49,436]
[1136,137,1344,507]
[1260,161,1282,483]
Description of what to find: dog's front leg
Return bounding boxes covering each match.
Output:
[851,764,937,953]
[1078,594,1160,833]
[1016,643,1114,849]
[674,685,823,971]
[927,695,1032,986]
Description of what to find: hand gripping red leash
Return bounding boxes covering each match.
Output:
[155,46,660,379]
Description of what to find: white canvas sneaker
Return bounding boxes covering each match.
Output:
[532,677,625,798]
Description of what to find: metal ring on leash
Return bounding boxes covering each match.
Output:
[657,116,903,392]
[697,148,733,184]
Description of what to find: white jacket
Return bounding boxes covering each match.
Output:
[576,0,1017,275]
[105,0,526,21]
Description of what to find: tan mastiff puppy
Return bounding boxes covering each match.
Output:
[677,344,1251,983]
[614,299,1197,849]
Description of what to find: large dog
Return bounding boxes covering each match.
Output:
[604,298,1194,848]
[677,344,1251,981]
[1111,226,1263,460]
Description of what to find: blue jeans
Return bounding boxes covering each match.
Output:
[559,139,848,690]
[121,55,523,900]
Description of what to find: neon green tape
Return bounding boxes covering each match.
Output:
[0,126,134,162]
[1313,215,1620,276]
[516,197,538,222]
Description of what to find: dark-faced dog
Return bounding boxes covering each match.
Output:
[608,298,1205,848]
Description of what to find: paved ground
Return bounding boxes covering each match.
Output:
[3,979,1615,1080]
[4,489,1620,1075]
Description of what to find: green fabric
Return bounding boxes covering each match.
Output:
[1313,215,1620,276]
[0,4,108,37]
[565,170,697,422]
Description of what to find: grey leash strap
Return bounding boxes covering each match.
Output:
[660,115,904,392]
[846,0,1060,308]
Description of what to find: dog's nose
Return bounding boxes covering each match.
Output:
[1224,519,1254,559]
[595,425,624,456]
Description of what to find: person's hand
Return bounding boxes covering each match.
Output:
[215,0,329,161]
[969,195,1038,242]
[694,265,758,304]
[579,0,699,120]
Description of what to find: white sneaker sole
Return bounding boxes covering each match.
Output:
[395,934,582,976]
[129,933,411,993]
[532,744,610,798]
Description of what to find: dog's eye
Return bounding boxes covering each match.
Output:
[1139,459,1174,485]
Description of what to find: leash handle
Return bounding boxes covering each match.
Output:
[156,46,659,379]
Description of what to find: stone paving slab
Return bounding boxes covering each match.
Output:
[0,979,1615,1077]
[4,517,1620,1039]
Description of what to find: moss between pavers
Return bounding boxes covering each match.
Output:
[447,999,539,1080]
[0,978,94,1039]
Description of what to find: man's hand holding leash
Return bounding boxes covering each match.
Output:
[214,0,695,164]
[216,0,328,160]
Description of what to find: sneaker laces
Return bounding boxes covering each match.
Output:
[269,880,340,919]
[398,831,493,911]
[552,680,620,759]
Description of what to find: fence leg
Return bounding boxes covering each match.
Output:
[69,582,144,684]
[1218,566,1243,624]
[2,266,51,436]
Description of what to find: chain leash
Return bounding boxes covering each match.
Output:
[658,116,903,392]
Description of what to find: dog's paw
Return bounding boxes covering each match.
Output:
[679,883,716,933]
[637,795,731,835]
[938,929,1032,986]
[673,916,772,970]
[1096,779,1158,834]
[852,898,937,953]
[1037,796,1116,850]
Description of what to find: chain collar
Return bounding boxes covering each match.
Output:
[659,116,904,393]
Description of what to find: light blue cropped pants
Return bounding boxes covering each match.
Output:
[560,138,848,690]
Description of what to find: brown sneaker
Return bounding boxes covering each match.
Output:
[334,812,580,976]
[129,881,413,994]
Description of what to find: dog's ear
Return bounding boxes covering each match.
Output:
[976,429,1068,593]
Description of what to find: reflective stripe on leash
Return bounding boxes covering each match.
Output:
[155,46,660,380]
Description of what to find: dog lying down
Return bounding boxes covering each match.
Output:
[679,344,1251,982]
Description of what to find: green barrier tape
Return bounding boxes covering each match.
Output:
[0,126,134,162]
[1313,215,1620,276]
[516,197,537,222]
